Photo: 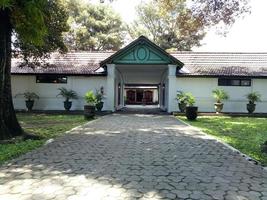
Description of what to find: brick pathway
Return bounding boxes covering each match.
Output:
[0,114,267,200]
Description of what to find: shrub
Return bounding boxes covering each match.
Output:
[185,93,196,106]
[176,91,187,104]
[246,92,261,104]
[95,89,104,104]
[85,91,96,105]
[57,87,78,102]
[212,88,229,103]
[15,92,39,101]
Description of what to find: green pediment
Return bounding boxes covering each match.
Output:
[100,36,184,67]
[113,45,171,64]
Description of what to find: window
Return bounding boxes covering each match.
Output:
[218,78,251,87]
[36,75,67,84]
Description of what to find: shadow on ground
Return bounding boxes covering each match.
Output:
[0,114,267,200]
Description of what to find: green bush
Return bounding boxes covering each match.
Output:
[85,90,96,105]
[57,87,78,102]
[212,88,229,103]
[185,93,196,106]
[246,92,261,104]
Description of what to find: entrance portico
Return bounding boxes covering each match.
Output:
[101,36,184,112]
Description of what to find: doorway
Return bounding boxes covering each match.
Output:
[124,84,159,105]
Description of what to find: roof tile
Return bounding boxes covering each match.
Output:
[11,52,267,77]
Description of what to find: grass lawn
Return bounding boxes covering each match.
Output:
[0,113,88,164]
[178,116,267,166]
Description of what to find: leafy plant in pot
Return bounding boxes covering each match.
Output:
[176,91,187,113]
[246,92,261,113]
[84,90,96,119]
[57,87,78,111]
[15,92,39,111]
[212,88,229,113]
[185,93,198,120]
[95,89,104,112]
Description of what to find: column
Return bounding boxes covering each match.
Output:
[167,64,177,113]
[106,64,116,112]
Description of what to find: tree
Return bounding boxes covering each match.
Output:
[128,0,250,51]
[0,0,68,140]
[64,0,125,51]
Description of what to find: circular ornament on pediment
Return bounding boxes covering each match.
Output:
[136,47,148,61]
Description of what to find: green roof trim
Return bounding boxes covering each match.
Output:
[100,36,184,67]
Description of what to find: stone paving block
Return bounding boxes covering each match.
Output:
[0,114,266,200]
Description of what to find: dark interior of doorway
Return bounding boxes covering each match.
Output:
[125,84,159,105]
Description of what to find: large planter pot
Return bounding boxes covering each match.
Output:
[178,102,187,113]
[84,105,95,119]
[185,106,198,120]
[214,103,224,114]
[96,101,104,112]
[64,101,72,111]
[247,103,256,113]
[25,100,34,111]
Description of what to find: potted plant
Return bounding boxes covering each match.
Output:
[246,92,261,113]
[185,93,198,120]
[212,88,229,113]
[15,92,39,111]
[176,91,187,112]
[95,89,104,112]
[57,87,78,111]
[84,90,96,119]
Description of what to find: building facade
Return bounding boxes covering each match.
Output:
[11,36,267,113]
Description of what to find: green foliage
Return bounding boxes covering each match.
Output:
[179,116,267,165]
[176,91,196,106]
[212,88,229,103]
[176,91,187,103]
[64,1,125,51]
[185,93,196,106]
[0,140,44,164]
[129,0,250,50]
[246,92,261,104]
[15,92,39,101]
[0,113,87,163]
[85,91,96,105]
[1,1,67,65]
[10,0,69,62]
[95,89,104,103]
[57,87,78,102]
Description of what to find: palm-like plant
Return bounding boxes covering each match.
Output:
[246,92,261,113]
[246,92,261,104]
[57,87,78,102]
[15,92,39,101]
[15,92,39,111]
[212,89,229,103]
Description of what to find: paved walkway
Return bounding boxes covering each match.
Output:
[0,114,267,200]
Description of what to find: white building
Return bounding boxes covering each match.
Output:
[11,36,267,113]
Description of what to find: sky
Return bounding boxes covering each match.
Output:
[96,0,267,52]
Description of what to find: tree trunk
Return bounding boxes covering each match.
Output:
[0,9,24,140]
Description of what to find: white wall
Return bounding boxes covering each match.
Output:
[11,75,107,111]
[12,74,267,113]
[170,77,267,113]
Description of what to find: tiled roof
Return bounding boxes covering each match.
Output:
[11,52,267,77]
[11,52,113,75]
[174,52,267,77]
